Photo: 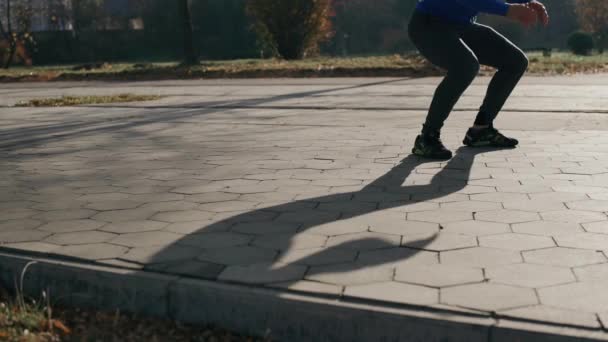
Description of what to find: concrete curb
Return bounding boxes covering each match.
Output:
[0,251,606,342]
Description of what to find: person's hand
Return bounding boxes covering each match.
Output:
[528,1,549,26]
[506,4,537,28]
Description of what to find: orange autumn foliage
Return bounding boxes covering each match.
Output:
[575,0,608,48]
[246,0,334,60]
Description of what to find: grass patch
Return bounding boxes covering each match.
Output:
[15,94,163,107]
[0,288,268,341]
[1,52,607,83]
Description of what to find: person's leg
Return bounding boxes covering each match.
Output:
[461,23,528,128]
[409,14,480,135]
[408,13,480,158]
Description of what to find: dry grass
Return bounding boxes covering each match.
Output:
[15,94,163,107]
[0,291,267,342]
[1,52,607,83]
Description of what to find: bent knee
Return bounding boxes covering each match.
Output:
[506,51,529,75]
[454,58,480,82]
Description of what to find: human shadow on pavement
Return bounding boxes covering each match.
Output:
[150,146,501,283]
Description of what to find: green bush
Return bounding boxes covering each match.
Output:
[246,0,333,60]
[567,31,595,55]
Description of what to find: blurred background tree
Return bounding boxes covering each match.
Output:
[0,0,35,68]
[575,0,608,52]
[246,0,334,60]
[0,0,596,66]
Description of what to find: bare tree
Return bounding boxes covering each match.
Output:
[0,0,17,68]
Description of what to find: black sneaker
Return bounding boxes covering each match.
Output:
[463,126,519,148]
[412,132,453,160]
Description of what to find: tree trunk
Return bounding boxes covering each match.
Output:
[4,41,16,69]
[2,0,13,69]
[179,0,198,65]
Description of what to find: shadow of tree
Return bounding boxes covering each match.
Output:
[0,78,409,151]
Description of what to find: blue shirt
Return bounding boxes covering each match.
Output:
[416,0,532,24]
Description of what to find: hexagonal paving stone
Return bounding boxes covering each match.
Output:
[128,193,185,203]
[407,210,473,224]
[77,193,131,202]
[4,242,60,253]
[110,231,183,247]
[470,193,529,203]
[417,193,470,203]
[555,232,608,251]
[539,282,608,313]
[368,217,439,237]
[403,233,476,252]
[184,192,240,203]
[172,184,226,195]
[198,201,259,213]
[164,221,228,234]
[486,263,575,288]
[0,230,50,243]
[218,262,306,285]
[326,232,401,251]
[553,185,606,194]
[573,263,608,282]
[176,232,252,249]
[56,243,128,260]
[306,264,393,286]
[499,305,600,329]
[231,221,299,235]
[541,210,607,224]
[198,246,277,265]
[523,247,606,267]
[396,202,440,213]
[441,247,522,268]
[38,219,106,233]
[479,233,555,251]
[512,221,583,236]
[146,260,224,279]
[31,201,85,211]
[222,184,278,194]
[395,264,483,287]
[496,185,552,194]
[440,201,501,212]
[502,200,566,212]
[317,200,378,214]
[137,201,198,212]
[583,221,608,234]
[475,210,540,224]
[0,219,42,232]
[305,219,369,236]
[344,282,438,305]
[275,210,341,225]
[567,200,608,212]
[45,231,116,245]
[151,210,216,222]
[3,209,38,220]
[85,200,143,211]
[252,233,327,251]
[441,220,510,236]
[269,281,342,296]
[442,184,496,195]
[442,283,538,312]
[529,192,589,203]
[99,220,168,234]
[276,247,356,266]
[93,208,157,222]
[121,245,200,264]
[32,209,96,221]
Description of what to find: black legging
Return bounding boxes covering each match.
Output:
[409,10,529,135]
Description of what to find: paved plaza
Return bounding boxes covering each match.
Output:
[3,76,608,338]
